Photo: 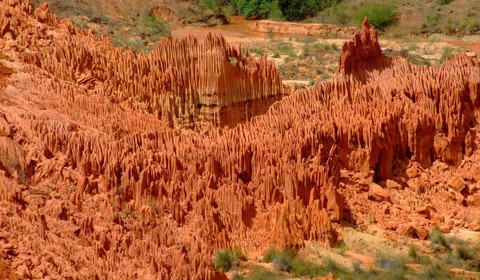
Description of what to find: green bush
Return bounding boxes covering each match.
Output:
[456,246,476,261]
[353,3,398,30]
[228,0,339,21]
[291,259,324,278]
[268,0,284,20]
[212,249,238,272]
[329,5,349,26]
[272,247,296,271]
[263,247,279,263]
[278,0,340,21]
[262,246,297,272]
[230,0,275,18]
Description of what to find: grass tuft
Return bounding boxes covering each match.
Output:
[212,249,238,272]
[429,226,450,250]
[422,262,452,279]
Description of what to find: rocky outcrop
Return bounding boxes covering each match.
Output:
[33,33,286,129]
[0,0,285,130]
[338,19,384,75]
[1,1,480,279]
[250,20,357,37]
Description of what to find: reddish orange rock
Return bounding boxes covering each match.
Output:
[1,2,480,279]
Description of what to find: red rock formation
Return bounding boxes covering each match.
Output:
[1,1,480,279]
[338,19,384,75]
[250,20,357,37]
[3,3,285,130]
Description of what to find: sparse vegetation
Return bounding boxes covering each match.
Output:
[248,46,266,55]
[276,42,296,56]
[422,262,452,279]
[429,226,450,250]
[440,46,455,63]
[266,27,276,40]
[353,3,398,30]
[376,254,407,270]
[407,244,431,264]
[438,0,454,5]
[272,247,296,272]
[408,244,418,260]
[212,248,239,272]
[243,267,284,280]
[456,245,475,261]
[227,0,339,21]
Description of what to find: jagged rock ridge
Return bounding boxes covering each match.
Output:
[2,0,285,130]
[0,1,480,279]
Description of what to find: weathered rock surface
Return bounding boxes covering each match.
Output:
[250,20,357,37]
[0,0,480,279]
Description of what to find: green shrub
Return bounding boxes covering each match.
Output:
[422,262,452,279]
[456,246,476,261]
[330,5,349,26]
[234,247,245,260]
[324,258,349,276]
[263,247,279,263]
[352,260,362,274]
[407,244,431,264]
[231,0,275,19]
[461,18,479,34]
[278,0,340,21]
[439,46,455,63]
[267,27,275,40]
[302,45,311,57]
[353,3,398,30]
[212,249,238,272]
[245,267,284,280]
[376,254,406,270]
[429,226,450,250]
[272,247,296,271]
[444,251,461,267]
[248,47,266,55]
[200,0,225,15]
[291,258,325,278]
[268,0,284,20]
[230,0,339,21]
[276,42,295,56]
[408,245,418,260]
[262,246,297,272]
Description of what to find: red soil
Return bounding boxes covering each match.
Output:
[449,40,480,55]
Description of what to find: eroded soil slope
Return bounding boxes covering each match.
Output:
[0,0,480,279]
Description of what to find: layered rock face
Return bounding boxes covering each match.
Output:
[250,20,357,37]
[0,1,480,279]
